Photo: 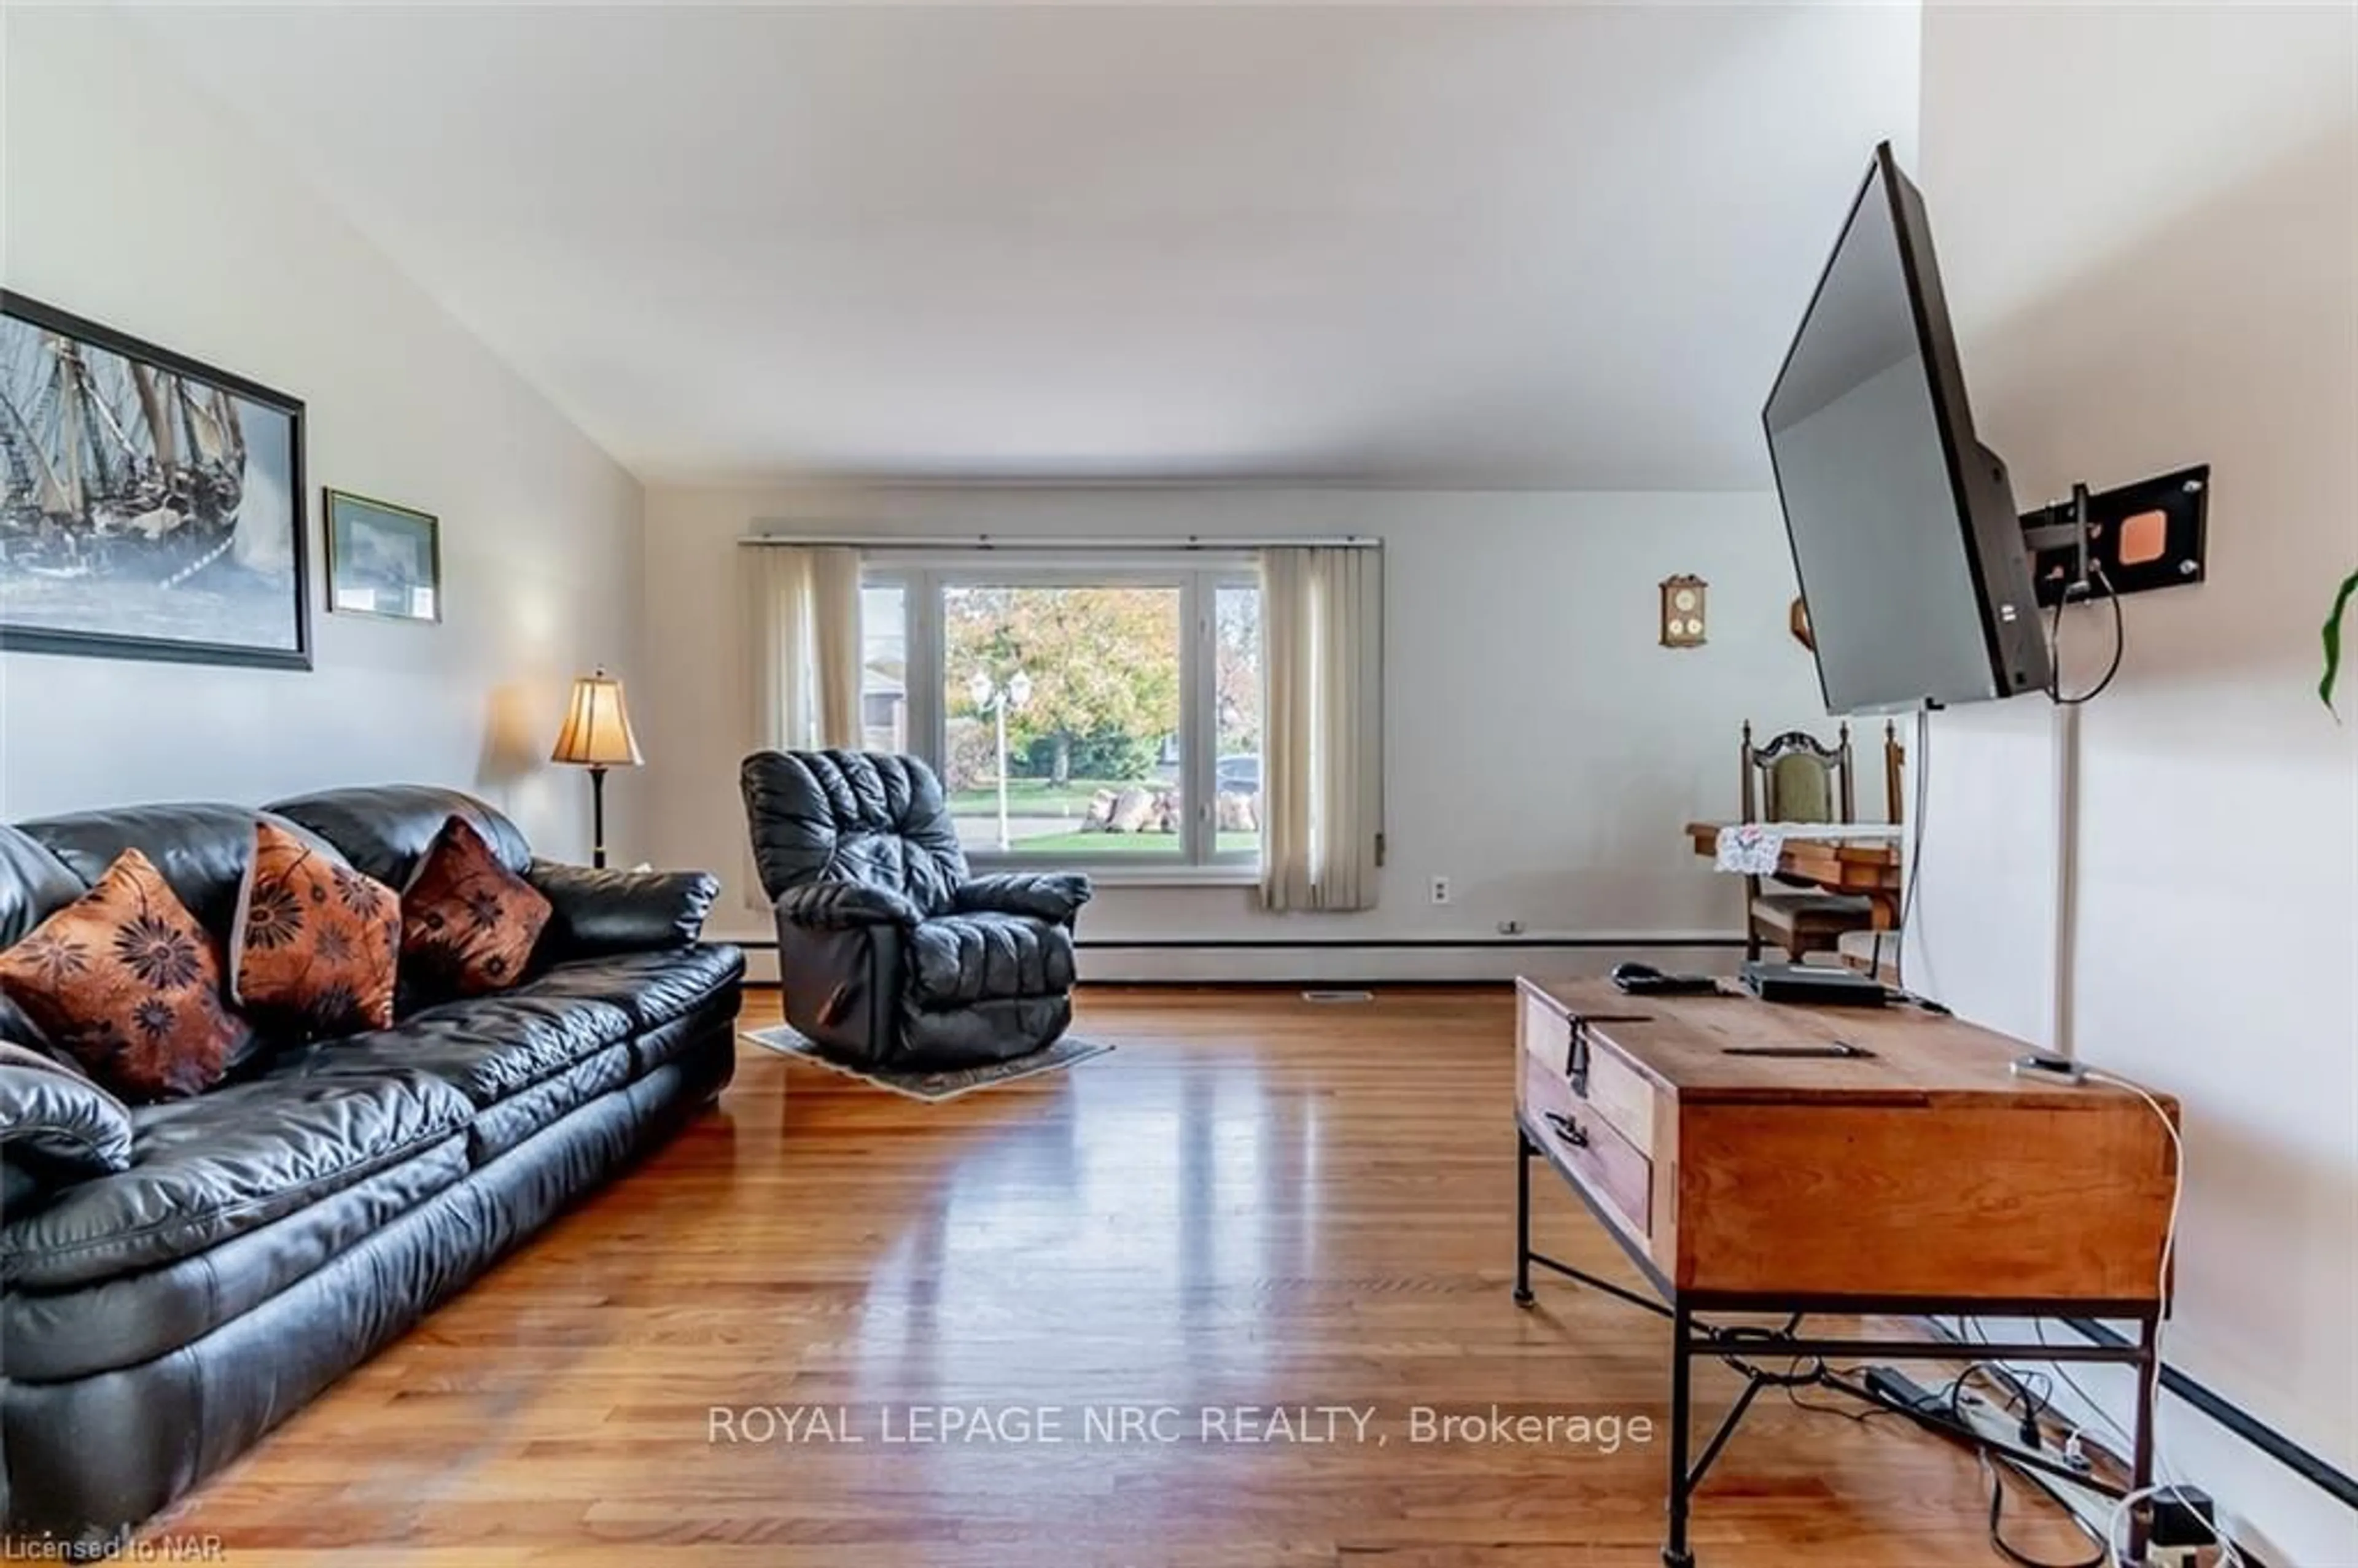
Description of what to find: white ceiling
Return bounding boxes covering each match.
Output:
[133,4,1920,489]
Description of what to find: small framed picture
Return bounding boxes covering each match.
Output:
[324,489,440,623]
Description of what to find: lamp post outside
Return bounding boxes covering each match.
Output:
[967,668,1032,852]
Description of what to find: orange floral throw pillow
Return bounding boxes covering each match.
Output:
[0,849,249,1102]
[230,821,402,1039]
[400,815,552,1001]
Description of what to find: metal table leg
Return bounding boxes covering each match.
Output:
[1514,1130,1536,1307]
[1663,1301,1695,1567]
[2129,1310,2159,1564]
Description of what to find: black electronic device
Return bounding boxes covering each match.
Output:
[1740,960,1889,1007]
[2149,1485,2217,1551]
[1609,961,1723,998]
[2010,1052,2088,1085]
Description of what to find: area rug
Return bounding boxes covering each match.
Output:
[743,1024,1114,1102]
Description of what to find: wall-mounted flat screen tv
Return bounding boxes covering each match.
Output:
[1764,141,2050,714]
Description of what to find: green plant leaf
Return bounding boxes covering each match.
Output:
[2322,569,2358,713]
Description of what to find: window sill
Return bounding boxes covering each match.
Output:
[968,861,1263,890]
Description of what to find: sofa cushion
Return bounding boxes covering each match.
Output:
[0,823,85,950]
[230,820,403,1040]
[509,947,747,1033]
[268,993,634,1108]
[465,1042,636,1163]
[0,1135,472,1381]
[627,1007,737,1077]
[0,849,252,1102]
[13,804,270,949]
[0,825,85,1057]
[265,785,532,891]
[906,912,1076,1007]
[0,1069,472,1290]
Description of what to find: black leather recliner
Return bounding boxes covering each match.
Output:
[741,750,1092,1071]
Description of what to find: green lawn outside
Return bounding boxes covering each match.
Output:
[945,778,1145,817]
[993,830,1260,856]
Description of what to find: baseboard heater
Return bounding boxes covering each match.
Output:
[1080,935,1746,952]
[1926,1314,2357,1540]
[724,935,1748,955]
[2055,1317,2358,1513]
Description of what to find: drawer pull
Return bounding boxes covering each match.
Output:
[1544,1111,1590,1149]
[1568,1019,1591,1098]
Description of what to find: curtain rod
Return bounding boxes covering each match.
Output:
[736,534,1380,550]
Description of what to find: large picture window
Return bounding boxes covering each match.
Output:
[862,557,1261,873]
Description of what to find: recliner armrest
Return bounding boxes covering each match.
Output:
[527,860,720,957]
[952,872,1093,928]
[776,880,927,932]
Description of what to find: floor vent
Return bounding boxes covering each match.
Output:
[1301,989,1376,1004]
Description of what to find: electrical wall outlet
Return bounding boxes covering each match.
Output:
[1428,876,1452,906]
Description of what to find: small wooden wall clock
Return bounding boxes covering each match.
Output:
[1659,575,1708,648]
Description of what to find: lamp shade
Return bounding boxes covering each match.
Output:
[551,670,643,767]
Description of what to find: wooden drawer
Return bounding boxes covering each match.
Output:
[1521,1049,1652,1240]
[1519,988,1574,1071]
[1517,988,1659,1157]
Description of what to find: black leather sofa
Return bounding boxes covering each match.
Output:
[0,785,742,1545]
[741,750,1090,1071]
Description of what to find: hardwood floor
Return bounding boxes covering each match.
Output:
[154,985,2087,1566]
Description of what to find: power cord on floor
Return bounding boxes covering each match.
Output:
[1973,1074,2241,1567]
[1778,1353,2109,1567]
[1980,1448,2111,1568]
[1732,1089,2233,1568]
[2028,1318,2136,1464]
[1961,1361,2056,1447]
[1781,1359,1892,1426]
[1870,702,1932,992]
[1946,1368,2109,1568]
[2076,1068,2244,1568]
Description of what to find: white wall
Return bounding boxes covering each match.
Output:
[1913,5,2358,1559]
[640,484,1830,979]
[0,7,645,861]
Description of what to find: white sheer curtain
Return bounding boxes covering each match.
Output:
[1259,545,1383,912]
[809,546,863,748]
[745,543,864,755]
[744,543,863,910]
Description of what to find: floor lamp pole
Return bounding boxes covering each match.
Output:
[590,764,609,870]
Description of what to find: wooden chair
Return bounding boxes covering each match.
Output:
[1740,721,1888,963]
[1837,928,1902,984]
[1835,722,1909,980]
[1879,719,1905,828]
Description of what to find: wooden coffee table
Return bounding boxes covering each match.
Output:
[1511,975,2177,1566]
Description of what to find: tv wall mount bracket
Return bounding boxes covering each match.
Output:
[2018,462,2209,606]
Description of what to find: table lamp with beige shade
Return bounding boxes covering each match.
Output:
[550,669,642,868]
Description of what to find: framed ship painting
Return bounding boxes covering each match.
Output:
[0,292,309,670]
[325,489,440,623]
